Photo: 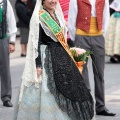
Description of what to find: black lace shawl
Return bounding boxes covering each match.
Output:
[36,26,94,120]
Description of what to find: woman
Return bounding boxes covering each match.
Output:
[14,0,94,120]
[105,0,120,63]
[15,0,32,57]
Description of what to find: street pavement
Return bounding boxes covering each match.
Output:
[0,37,120,120]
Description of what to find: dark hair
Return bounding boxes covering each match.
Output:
[42,0,44,5]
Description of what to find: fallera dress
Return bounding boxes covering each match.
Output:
[13,24,94,120]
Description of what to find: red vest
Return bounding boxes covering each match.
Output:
[76,0,105,32]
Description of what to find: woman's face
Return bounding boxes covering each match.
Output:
[43,0,58,11]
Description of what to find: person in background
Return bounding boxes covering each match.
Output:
[15,0,32,57]
[105,0,120,63]
[13,0,94,119]
[27,0,36,12]
[59,0,74,47]
[0,0,17,107]
[68,0,116,116]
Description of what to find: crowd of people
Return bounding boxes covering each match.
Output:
[0,0,119,119]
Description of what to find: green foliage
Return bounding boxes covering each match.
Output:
[70,49,93,62]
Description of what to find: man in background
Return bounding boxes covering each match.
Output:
[0,0,17,107]
[68,0,116,116]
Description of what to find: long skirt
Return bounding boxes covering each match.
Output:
[105,12,120,56]
[13,43,94,120]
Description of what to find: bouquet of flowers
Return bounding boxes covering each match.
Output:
[70,47,92,73]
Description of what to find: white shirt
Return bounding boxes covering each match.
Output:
[68,0,110,41]
[110,0,120,11]
[0,0,17,42]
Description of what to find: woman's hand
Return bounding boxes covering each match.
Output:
[36,67,42,77]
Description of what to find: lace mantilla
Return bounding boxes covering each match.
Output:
[19,0,67,101]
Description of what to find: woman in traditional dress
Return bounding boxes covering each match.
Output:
[105,0,120,63]
[13,0,94,120]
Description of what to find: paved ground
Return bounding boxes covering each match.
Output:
[0,37,120,120]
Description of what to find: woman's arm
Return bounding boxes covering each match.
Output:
[35,25,42,77]
[35,39,42,68]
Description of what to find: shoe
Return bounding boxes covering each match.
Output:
[110,57,118,63]
[3,100,13,107]
[21,54,26,57]
[96,109,116,116]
